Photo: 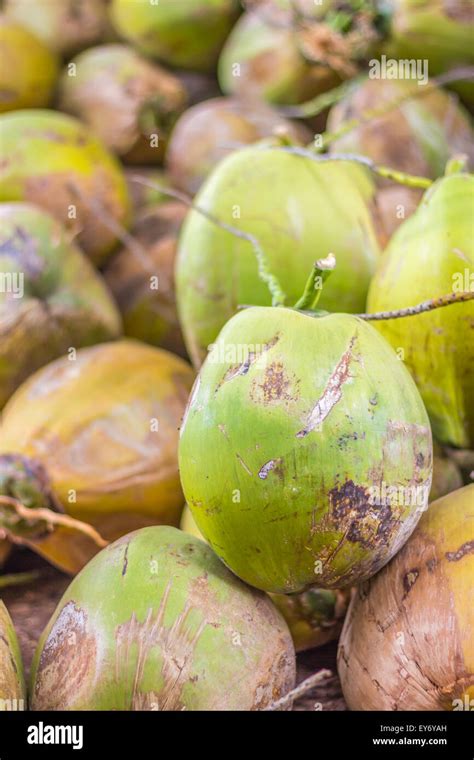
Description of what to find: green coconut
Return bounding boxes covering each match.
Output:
[176,143,380,367]
[178,305,432,594]
[30,526,296,710]
[104,201,188,357]
[181,504,349,652]
[166,96,311,196]
[0,109,131,265]
[109,0,240,73]
[382,0,474,104]
[0,202,122,409]
[0,601,25,709]
[217,1,340,105]
[3,0,110,57]
[0,340,194,573]
[338,484,474,710]
[0,17,59,113]
[367,166,474,449]
[58,44,187,165]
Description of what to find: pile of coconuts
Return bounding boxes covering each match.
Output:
[0,0,473,712]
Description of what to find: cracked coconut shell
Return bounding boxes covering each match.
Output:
[30,526,295,710]
[338,484,474,710]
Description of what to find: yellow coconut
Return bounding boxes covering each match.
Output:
[0,340,194,572]
[0,17,59,112]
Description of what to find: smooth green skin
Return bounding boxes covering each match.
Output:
[110,0,240,73]
[385,0,474,104]
[30,527,295,710]
[0,601,25,706]
[0,109,131,265]
[217,8,335,105]
[0,203,122,409]
[367,173,474,449]
[179,307,432,593]
[0,19,59,113]
[176,144,380,367]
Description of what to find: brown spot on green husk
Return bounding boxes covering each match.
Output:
[250,360,297,406]
[114,581,206,710]
[216,334,280,391]
[445,540,474,562]
[329,480,398,549]
[33,601,97,709]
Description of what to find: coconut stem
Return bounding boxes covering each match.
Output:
[318,66,474,150]
[279,75,364,118]
[294,253,336,310]
[264,668,333,711]
[445,155,469,176]
[356,291,474,321]
[270,144,432,188]
[0,571,41,590]
[0,494,107,548]
[129,176,288,307]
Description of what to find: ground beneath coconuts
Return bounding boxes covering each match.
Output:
[2,549,346,712]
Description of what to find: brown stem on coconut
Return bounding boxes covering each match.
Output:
[356,291,474,321]
[264,668,333,711]
[270,144,433,188]
[279,74,365,118]
[0,454,108,574]
[0,495,107,548]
